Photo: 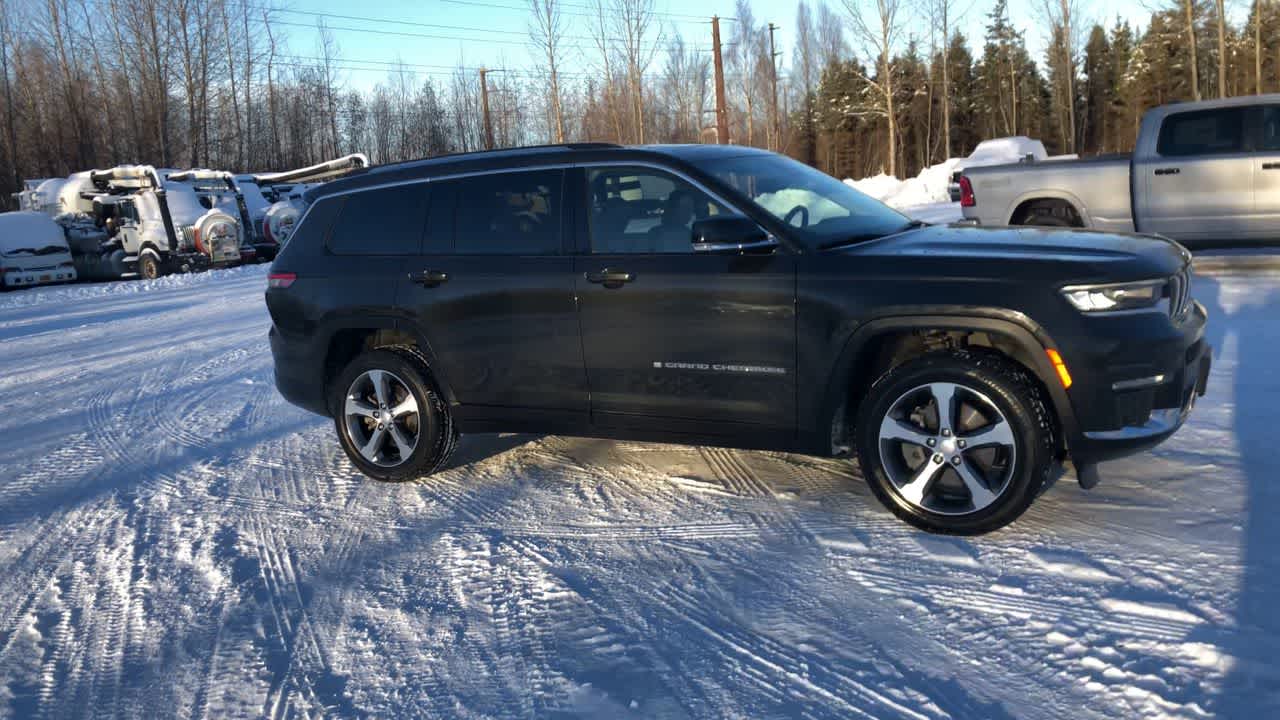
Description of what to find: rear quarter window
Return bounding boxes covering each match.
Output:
[327,183,430,255]
[273,196,343,265]
[1157,108,1246,156]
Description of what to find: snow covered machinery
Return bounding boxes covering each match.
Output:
[55,165,243,280]
[251,154,369,248]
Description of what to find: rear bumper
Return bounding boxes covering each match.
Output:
[3,266,77,288]
[269,326,329,417]
[1061,302,1211,464]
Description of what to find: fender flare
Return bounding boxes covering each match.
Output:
[818,311,1079,454]
[315,314,458,411]
[138,244,163,261]
[1004,189,1090,227]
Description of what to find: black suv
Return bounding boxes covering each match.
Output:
[266,143,1210,534]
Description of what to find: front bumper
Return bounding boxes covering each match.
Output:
[3,266,77,288]
[1060,301,1211,464]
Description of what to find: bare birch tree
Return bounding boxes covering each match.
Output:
[615,0,660,144]
[528,0,567,143]
[843,0,904,176]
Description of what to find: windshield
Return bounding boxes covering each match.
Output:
[701,154,915,248]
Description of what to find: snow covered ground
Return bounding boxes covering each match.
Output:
[0,263,1278,718]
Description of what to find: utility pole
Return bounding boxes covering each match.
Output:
[768,23,781,152]
[479,67,495,150]
[711,16,729,145]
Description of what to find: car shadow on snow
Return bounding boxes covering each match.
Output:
[1188,274,1280,718]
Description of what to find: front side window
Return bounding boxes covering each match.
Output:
[587,167,728,254]
[453,169,563,255]
[1261,106,1280,152]
[1157,108,1246,157]
[700,153,913,249]
[327,184,429,255]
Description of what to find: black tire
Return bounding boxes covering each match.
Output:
[330,346,457,481]
[1024,212,1071,227]
[138,253,162,280]
[1018,200,1079,227]
[854,349,1057,535]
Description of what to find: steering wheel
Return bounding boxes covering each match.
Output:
[783,204,810,228]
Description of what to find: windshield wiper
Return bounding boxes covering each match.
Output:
[34,245,66,255]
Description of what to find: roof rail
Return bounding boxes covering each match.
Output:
[368,142,624,173]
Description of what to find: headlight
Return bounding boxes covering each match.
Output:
[1060,279,1166,313]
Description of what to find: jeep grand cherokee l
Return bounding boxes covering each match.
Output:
[266,143,1210,534]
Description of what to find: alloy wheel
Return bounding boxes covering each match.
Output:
[877,382,1017,516]
[343,369,420,467]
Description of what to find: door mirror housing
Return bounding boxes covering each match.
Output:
[691,216,776,254]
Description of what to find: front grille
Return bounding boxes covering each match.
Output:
[1167,267,1192,320]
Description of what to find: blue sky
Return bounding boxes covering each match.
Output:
[278,0,1158,92]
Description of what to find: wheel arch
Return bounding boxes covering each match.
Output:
[317,316,455,415]
[1005,190,1089,227]
[821,312,1078,456]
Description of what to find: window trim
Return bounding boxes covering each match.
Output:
[1156,107,1250,158]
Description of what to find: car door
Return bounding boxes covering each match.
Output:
[1254,105,1280,239]
[396,168,589,425]
[1137,106,1255,241]
[572,164,797,435]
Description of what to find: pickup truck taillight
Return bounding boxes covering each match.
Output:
[959,176,976,207]
[267,272,296,289]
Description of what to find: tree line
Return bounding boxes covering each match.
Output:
[2,0,1280,205]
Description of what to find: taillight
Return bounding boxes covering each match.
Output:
[267,272,296,289]
[959,176,976,207]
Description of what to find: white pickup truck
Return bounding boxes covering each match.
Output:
[959,95,1280,246]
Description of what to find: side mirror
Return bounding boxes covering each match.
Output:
[691,216,776,254]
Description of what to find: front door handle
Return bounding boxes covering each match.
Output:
[1154,167,1181,176]
[584,268,634,287]
[410,269,449,287]
[1263,162,1280,170]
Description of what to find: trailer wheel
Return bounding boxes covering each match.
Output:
[138,254,163,280]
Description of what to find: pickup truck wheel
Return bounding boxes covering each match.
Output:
[854,350,1056,534]
[331,347,455,481]
[1025,213,1071,227]
[138,254,162,280]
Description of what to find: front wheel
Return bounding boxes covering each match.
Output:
[331,346,457,481]
[138,253,163,280]
[854,350,1057,534]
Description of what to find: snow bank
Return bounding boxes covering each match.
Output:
[846,158,963,208]
[845,136,1053,209]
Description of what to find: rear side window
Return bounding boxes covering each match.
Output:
[1261,106,1280,152]
[327,183,429,255]
[1157,108,1246,156]
[453,169,563,255]
[283,196,343,252]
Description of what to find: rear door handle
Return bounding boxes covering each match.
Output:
[584,268,634,287]
[1154,167,1181,176]
[410,269,449,287]
[1263,162,1280,170]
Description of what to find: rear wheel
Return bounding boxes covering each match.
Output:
[331,346,457,481]
[1017,200,1080,227]
[854,350,1056,534]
